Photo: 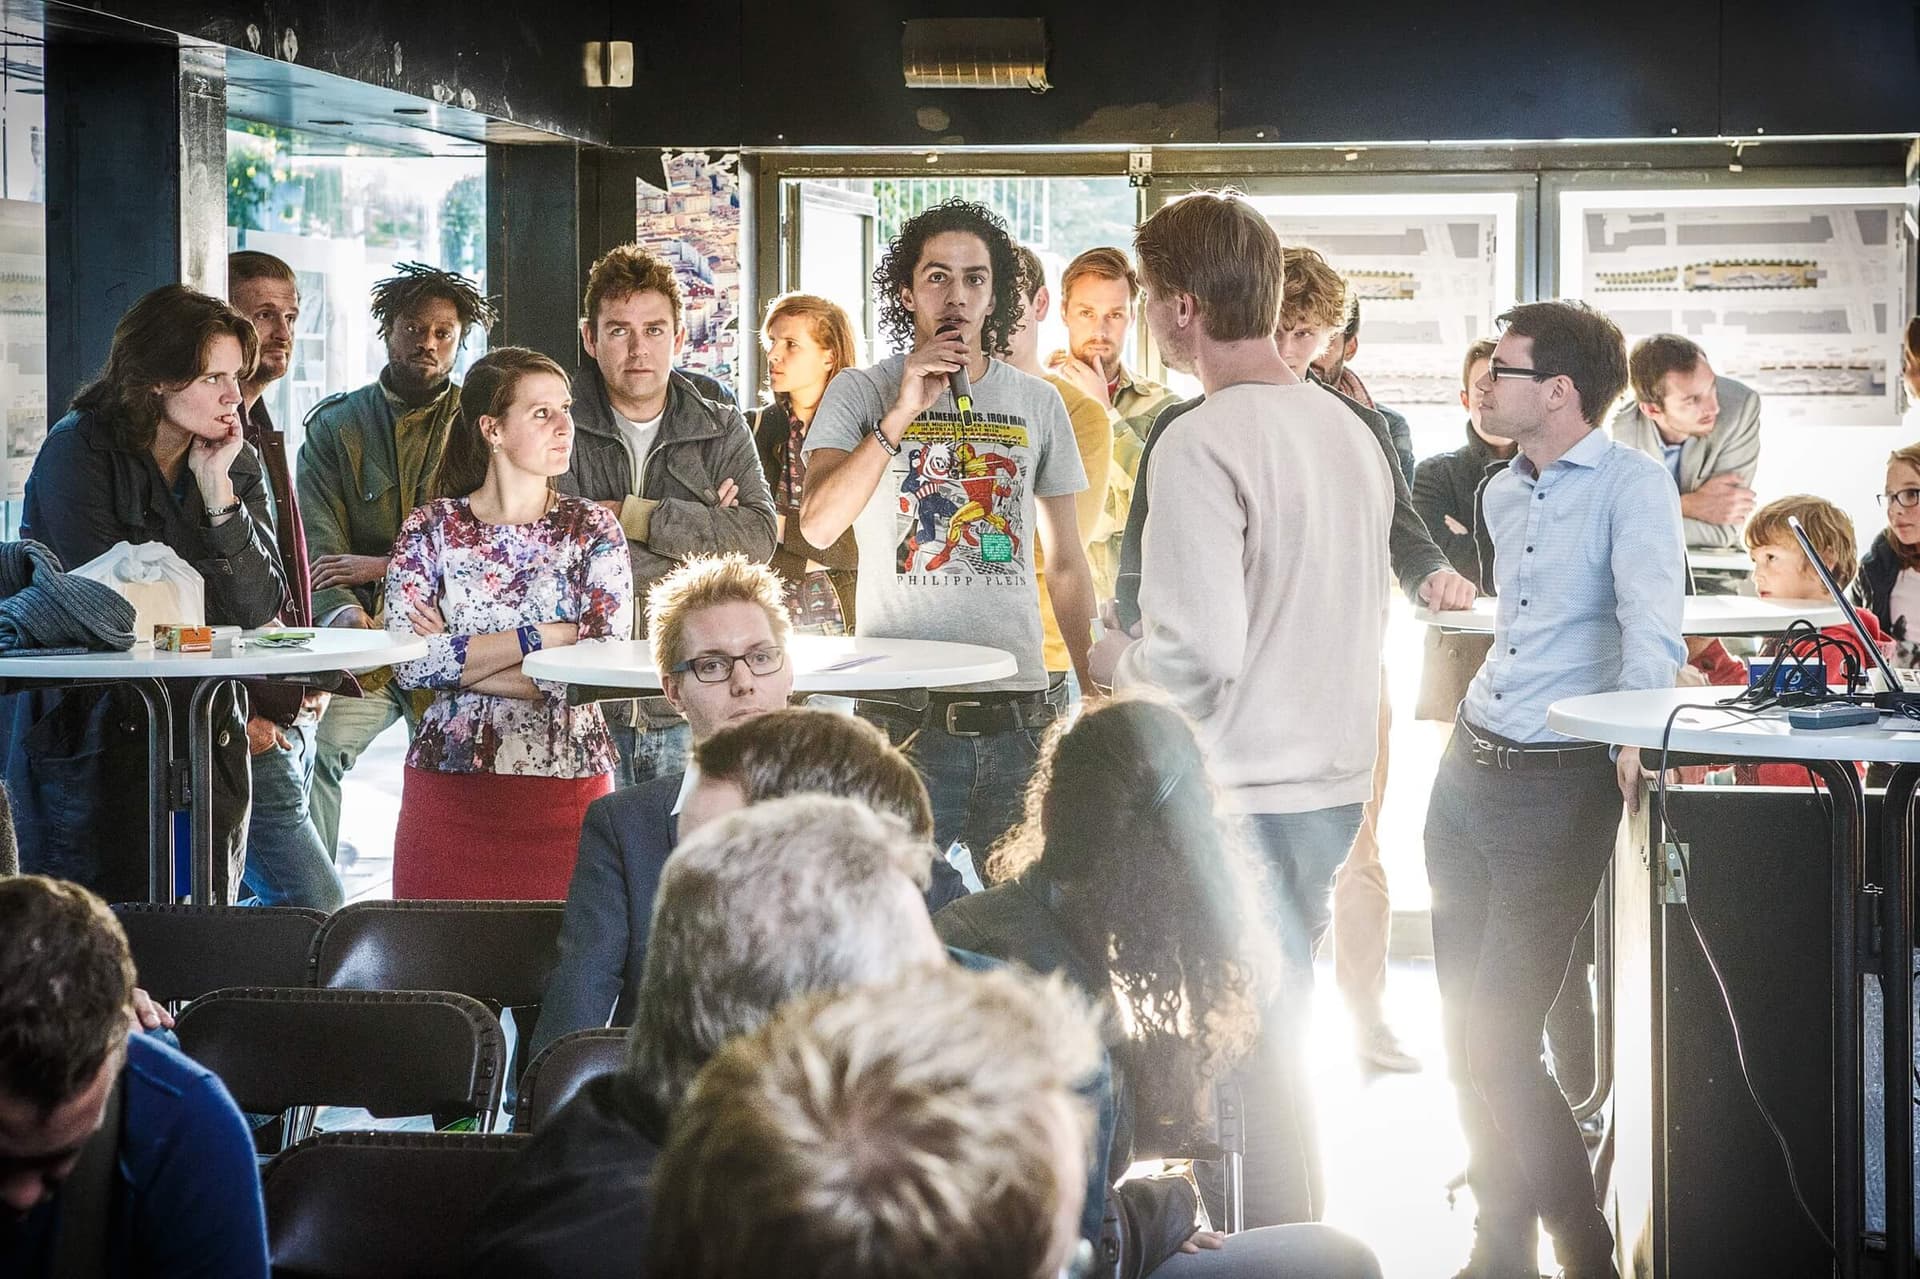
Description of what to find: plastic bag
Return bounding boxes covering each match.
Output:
[71,541,205,638]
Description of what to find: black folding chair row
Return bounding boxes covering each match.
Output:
[112,899,565,1010]
[263,1131,529,1278]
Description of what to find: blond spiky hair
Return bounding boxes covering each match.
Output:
[646,554,793,675]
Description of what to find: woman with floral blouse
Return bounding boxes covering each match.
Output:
[386,347,634,899]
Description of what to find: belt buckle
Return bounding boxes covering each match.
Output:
[943,700,986,737]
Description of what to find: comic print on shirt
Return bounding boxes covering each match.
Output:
[894,415,1032,583]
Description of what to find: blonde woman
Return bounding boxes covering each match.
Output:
[753,293,859,632]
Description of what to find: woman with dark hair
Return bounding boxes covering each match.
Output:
[752,292,859,632]
[934,698,1380,1279]
[387,346,634,899]
[1,284,288,902]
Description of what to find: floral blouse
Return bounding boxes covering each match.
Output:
[387,496,634,778]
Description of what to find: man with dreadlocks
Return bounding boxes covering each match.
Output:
[296,262,496,858]
[800,199,1094,879]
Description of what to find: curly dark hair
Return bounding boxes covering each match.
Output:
[986,697,1279,1143]
[873,199,1032,357]
[369,261,498,338]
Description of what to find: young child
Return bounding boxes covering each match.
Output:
[1685,494,1889,785]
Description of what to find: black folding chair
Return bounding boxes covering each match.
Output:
[311,899,565,1011]
[112,903,325,1006]
[263,1130,529,1277]
[173,986,505,1146]
[513,1027,628,1133]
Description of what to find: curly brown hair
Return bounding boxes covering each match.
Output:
[986,696,1278,1139]
[873,199,1030,357]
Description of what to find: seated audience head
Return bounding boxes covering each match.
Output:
[431,346,573,499]
[581,244,685,419]
[625,795,944,1119]
[988,696,1278,1134]
[646,554,794,740]
[369,262,495,399]
[759,292,856,411]
[1483,300,1629,447]
[1743,495,1857,601]
[71,284,259,455]
[1005,242,1051,368]
[227,250,299,394]
[1059,245,1141,377]
[1460,337,1513,449]
[874,198,1024,361]
[1274,245,1351,380]
[1132,191,1286,373]
[1629,333,1720,441]
[0,876,134,1220]
[681,706,932,839]
[1882,442,1920,563]
[648,964,1101,1279]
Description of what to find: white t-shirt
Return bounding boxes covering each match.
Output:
[610,407,664,493]
[804,353,1086,692]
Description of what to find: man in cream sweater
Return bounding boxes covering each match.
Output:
[1090,190,1393,1228]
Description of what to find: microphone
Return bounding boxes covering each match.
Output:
[936,322,975,425]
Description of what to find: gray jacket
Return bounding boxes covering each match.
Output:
[558,364,776,627]
[1609,375,1762,550]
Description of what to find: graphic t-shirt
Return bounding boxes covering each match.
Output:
[805,353,1087,692]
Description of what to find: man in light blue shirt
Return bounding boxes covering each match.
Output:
[1426,300,1684,1279]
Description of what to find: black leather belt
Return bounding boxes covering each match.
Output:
[861,681,1062,738]
[1456,713,1607,772]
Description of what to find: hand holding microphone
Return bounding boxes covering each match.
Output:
[935,322,975,425]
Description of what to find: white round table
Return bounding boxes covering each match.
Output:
[1547,685,1920,1272]
[0,629,427,904]
[524,634,1017,693]
[1416,594,1844,637]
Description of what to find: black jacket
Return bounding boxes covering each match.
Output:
[1858,531,1905,636]
[3,410,287,900]
[1115,380,1450,631]
[935,877,1204,1279]
[467,1074,664,1279]
[557,365,777,620]
[1410,422,1514,593]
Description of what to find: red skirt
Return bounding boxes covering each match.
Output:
[393,766,613,900]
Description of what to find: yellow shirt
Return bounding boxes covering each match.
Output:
[1036,374,1114,673]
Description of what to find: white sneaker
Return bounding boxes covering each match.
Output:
[1357,1021,1422,1073]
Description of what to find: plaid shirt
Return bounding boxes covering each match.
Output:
[1089,365,1180,601]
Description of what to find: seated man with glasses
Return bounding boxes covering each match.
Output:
[530,556,964,1062]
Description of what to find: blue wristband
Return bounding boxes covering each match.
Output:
[517,624,543,657]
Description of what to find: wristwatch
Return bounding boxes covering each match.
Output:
[869,422,901,457]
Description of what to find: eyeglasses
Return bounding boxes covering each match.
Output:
[1487,362,1555,382]
[1879,488,1920,510]
[669,647,787,684]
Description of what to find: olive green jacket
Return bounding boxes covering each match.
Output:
[295,376,462,623]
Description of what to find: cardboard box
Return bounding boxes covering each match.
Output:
[154,625,213,653]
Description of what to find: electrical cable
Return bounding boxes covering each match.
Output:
[1655,696,1838,1256]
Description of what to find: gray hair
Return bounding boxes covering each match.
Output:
[625,794,946,1115]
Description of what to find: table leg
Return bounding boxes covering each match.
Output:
[125,678,176,903]
[1815,760,1865,1279]
[1572,862,1615,1123]
[1881,764,1920,1277]
[186,678,246,906]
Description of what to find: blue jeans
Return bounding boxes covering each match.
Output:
[1234,803,1365,1228]
[610,720,690,790]
[310,682,417,856]
[858,680,1068,881]
[240,723,344,911]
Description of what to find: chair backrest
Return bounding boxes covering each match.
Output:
[312,900,565,1009]
[112,904,326,1004]
[514,1028,629,1133]
[173,987,505,1121]
[264,1130,529,1277]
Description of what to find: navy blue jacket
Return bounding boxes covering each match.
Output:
[0,1033,268,1278]
[532,770,970,1063]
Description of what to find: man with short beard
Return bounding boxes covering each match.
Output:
[297,263,497,858]
[228,251,340,909]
